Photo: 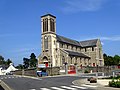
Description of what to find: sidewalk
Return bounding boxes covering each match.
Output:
[72,78,120,90]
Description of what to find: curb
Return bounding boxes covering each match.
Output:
[72,78,101,87]
[15,74,77,79]
[0,80,12,90]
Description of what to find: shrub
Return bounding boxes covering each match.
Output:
[109,79,120,88]
[84,70,89,73]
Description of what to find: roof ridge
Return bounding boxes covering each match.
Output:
[57,34,79,43]
[80,39,98,42]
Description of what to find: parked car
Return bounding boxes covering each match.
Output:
[37,71,48,77]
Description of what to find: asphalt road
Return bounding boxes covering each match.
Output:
[0,75,95,90]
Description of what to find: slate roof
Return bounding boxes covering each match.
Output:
[56,35,98,47]
[56,35,80,46]
[80,39,98,47]
[64,49,90,58]
[41,14,56,18]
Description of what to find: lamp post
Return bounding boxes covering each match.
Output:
[64,62,68,74]
[51,63,52,76]
[95,47,99,78]
[74,63,77,74]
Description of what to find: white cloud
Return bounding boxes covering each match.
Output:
[101,36,120,41]
[101,41,104,45]
[62,0,107,13]
[79,36,120,42]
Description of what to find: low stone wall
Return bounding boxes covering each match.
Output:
[13,69,36,77]
[78,66,120,73]
[46,67,60,76]
[13,67,60,77]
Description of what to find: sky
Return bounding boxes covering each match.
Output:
[0,0,120,66]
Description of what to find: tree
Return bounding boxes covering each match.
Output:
[0,55,5,65]
[30,53,37,68]
[16,64,23,69]
[104,53,120,66]
[104,53,109,66]
[113,55,120,65]
[23,58,30,69]
[6,59,12,65]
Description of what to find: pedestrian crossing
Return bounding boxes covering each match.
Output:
[30,84,97,90]
[0,75,22,80]
[39,85,88,90]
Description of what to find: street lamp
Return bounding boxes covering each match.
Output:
[74,63,77,74]
[64,62,68,74]
[51,63,52,76]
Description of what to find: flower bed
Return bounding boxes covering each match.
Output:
[109,76,120,88]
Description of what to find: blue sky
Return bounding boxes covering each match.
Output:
[0,0,120,66]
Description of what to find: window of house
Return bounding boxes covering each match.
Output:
[50,18,55,32]
[76,46,77,51]
[43,18,48,32]
[85,48,87,52]
[43,19,45,32]
[71,46,73,50]
[62,56,65,65]
[92,47,94,51]
[62,44,63,48]
[67,45,69,49]
[93,63,95,66]
[44,36,48,49]
[71,57,72,64]
[54,40,56,45]
[80,58,82,63]
[99,48,101,59]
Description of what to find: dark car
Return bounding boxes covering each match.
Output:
[37,71,48,77]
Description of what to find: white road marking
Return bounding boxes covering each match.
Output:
[40,85,89,90]
[29,89,36,90]
[61,86,77,90]
[70,85,87,89]
[1,78,3,79]
[8,77,11,78]
[81,84,97,88]
[51,87,65,90]
[4,77,7,79]
[40,88,51,90]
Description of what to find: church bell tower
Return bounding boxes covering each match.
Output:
[41,14,56,34]
[41,14,57,67]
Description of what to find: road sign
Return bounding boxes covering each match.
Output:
[38,64,46,68]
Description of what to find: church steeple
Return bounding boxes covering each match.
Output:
[41,14,56,34]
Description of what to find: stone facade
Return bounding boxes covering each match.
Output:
[38,14,104,69]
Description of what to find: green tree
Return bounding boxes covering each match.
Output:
[6,59,12,65]
[0,55,6,65]
[30,53,37,68]
[23,58,30,69]
[104,53,120,66]
[107,56,113,66]
[104,53,109,66]
[16,64,24,69]
[113,55,120,65]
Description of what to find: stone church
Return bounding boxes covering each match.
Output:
[38,14,104,69]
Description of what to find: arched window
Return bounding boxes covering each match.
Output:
[44,36,48,49]
[43,18,48,32]
[50,18,55,32]
[62,56,65,65]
